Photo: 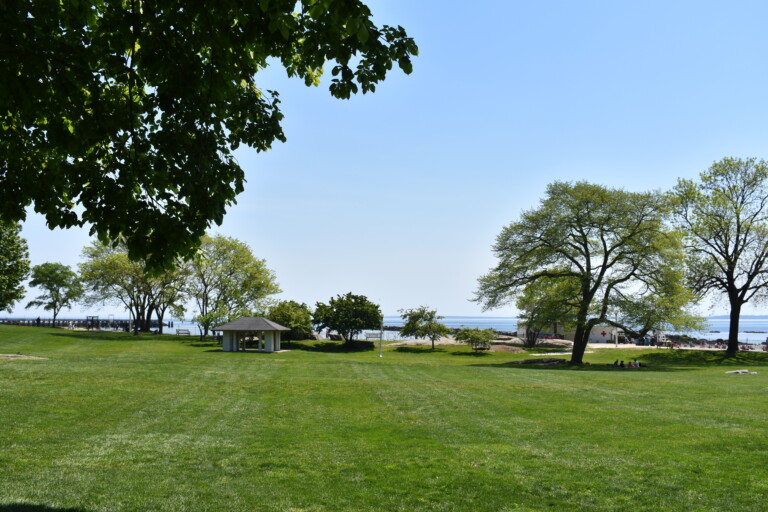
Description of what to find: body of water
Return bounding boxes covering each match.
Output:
[382,315,518,331]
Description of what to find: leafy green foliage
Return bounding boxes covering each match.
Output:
[0,1,418,269]
[78,241,189,334]
[476,181,688,364]
[516,277,578,347]
[398,306,451,350]
[268,300,313,341]
[0,222,30,312]
[189,234,281,336]
[606,263,705,340]
[79,242,147,333]
[454,328,495,351]
[670,157,768,355]
[25,262,83,322]
[313,292,381,343]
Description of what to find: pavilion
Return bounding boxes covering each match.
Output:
[213,317,290,352]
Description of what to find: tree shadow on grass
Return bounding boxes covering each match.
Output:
[0,505,86,512]
[641,349,768,367]
[524,347,572,355]
[470,350,768,371]
[394,346,446,354]
[287,340,375,353]
[50,330,150,342]
[468,361,691,372]
[451,350,492,357]
[177,337,221,348]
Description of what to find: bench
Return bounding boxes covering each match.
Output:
[176,329,191,336]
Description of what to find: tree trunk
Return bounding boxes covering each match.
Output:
[570,323,587,364]
[131,308,140,336]
[571,334,588,364]
[142,306,154,332]
[156,308,165,334]
[569,304,591,364]
[526,327,541,348]
[726,298,741,356]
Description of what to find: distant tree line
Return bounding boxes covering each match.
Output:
[0,231,282,336]
[0,228,385,343]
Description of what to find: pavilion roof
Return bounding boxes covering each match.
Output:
[213,317,290,332]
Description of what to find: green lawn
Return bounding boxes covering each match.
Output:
[1,326,767,512]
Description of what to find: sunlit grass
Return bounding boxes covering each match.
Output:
[1,326,766,511]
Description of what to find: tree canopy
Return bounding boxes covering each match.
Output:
[0,222,30,312]
[670,157,768,355]
[0,1,417,269]
[476,181,688,364]
[25,262,83,323]
[515,277,578,348]
[79,241,149,333]
[604,264,704,341]
[189,234,281,337]
[455,328,494,351]
[399,306,451,350]
[79,240,188,333]
[268,300,313,341]
[313,292,381,343]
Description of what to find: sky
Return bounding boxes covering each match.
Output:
[10,0,768,320]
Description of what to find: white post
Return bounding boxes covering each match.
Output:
[378,315,384,358]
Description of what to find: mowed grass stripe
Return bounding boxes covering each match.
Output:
[1,327,767,511]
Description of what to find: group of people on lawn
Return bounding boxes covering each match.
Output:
[610,359,641,368]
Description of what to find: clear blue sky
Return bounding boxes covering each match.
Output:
[12,0,768,319]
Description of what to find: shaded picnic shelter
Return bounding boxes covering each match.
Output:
[213,317,290,353]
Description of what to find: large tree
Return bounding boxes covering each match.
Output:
[189,234,281,337]
[79,242,152,334]
[0,222,30,312]
[670,157,768,355]
[147,264,190,335]
[476,181,687,364]
[0,1,417,269]
[267,300,313,341]
[398,306,451,350]
[79,241,188,334]
[25,262,83,323]
[313,293,381,344]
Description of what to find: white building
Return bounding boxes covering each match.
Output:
[213,316,290,352]
[517,322,624,343]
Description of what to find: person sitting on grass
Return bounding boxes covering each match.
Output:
[619,360,625,368]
